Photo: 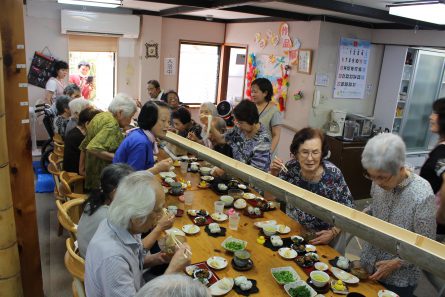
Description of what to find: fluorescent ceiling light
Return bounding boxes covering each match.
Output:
[388,1,445,25]
[58,0,122,8]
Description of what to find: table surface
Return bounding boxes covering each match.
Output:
[161,165,385,297]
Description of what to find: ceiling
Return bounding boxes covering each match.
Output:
[121,0,444,30]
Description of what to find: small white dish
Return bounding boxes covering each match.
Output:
[242,193,256,200]
[221,236,247,252]
[160,171,176,179]
[234,198,247,209]
[330,267,359,284]
[209,277,234,296]
[238,184,247,190]
[254,220,277,229]
[284,280,317,297]
[200,166,213,175]
[378,289,399,297]
[182,224,200,235]
[305,244,317,252]
[276,224,291,234]
[201,175,214,181]
[314,262,328,271]
[278,247,298,259]
[185,265,198,276]
[220,195,234,206]
[271,266,300,285]
[211,212,228,222]
[305,252,320,261]
[165,227,185,237]
[206,256,228,270]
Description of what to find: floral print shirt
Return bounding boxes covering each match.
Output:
[278,159,354,231]
[360,173,436,287]
[225,124,271,172]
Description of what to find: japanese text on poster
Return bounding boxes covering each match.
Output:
[333,38,370,99]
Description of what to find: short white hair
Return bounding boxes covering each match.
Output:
[108,93,137,118]
[135,274,211,297]
[68,98,91,118]
[361,133,406,175]
[200,102,218,116]
[108,171,159,230]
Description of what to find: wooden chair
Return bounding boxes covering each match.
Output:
[64,237,86,297]
[56,198,85,241]
[53,141,65,158]
[47,160,63,202]
[49,151,63,171]
[53,133,64,145]
[59,171,86,201]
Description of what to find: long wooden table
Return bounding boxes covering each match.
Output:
[161,167,385,296]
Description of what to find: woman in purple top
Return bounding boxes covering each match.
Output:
[113,101,172,173]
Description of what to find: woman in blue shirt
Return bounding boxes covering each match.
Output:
[113,101,172,172]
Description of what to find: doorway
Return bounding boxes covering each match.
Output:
[68,51,115,110]
[218,45,247,104]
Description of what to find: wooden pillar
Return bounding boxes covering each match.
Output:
[0,0,44,296]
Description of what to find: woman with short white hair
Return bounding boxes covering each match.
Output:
[85,171,191,297]
[188,102,218,146]
[359,133,436,296]
[80,93,137,189]
[135,274,210,297]
[65,97,91,136]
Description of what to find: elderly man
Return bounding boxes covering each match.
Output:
[85,171,191,297]
[147,80,167,102]
[135,274,210,297]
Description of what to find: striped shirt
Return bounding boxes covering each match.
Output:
[85,219,144,297]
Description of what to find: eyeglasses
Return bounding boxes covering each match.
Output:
[298,150,321,158]
[363,170,393,182]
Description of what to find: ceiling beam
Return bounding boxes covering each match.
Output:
[276,0,444,30]
[223,5,312,21]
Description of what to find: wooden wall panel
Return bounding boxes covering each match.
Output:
[0,0,44,296]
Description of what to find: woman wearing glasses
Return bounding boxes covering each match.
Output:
[359,133,435,296]
[270,127,353,247]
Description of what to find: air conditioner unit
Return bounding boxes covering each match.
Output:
[61,10,140,38]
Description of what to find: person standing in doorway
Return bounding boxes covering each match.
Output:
[147,80,167,102]
[69,61,94,99]
[45,60,69,105]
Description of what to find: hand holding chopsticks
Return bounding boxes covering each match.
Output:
[171,233,192,258]
[271,156,288,175]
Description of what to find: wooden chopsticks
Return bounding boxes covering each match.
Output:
[274,156,288,173]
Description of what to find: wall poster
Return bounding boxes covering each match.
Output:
[333,37,370,99]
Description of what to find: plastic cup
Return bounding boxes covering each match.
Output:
[184,191,193,206]
[180,161,188,174]
[229,212,240,230]
[214,201,225,214]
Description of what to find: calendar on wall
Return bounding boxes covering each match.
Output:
[333,37,370,99]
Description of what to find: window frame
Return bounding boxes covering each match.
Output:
[177,40,222,106]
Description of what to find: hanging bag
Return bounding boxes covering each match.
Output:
[27,47,57,89]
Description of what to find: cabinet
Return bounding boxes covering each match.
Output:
[327,136,371,200]
[374,46,445,153]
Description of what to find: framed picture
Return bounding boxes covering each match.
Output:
[297,49,312,74]
[145,42,159,59]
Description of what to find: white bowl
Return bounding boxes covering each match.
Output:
[314,262,328,271]
[234,198,247,209]
[220,195,234,206]
[271,266,300,285]
[284,280,317,297]
[310,271,330,288]
[262,224,277,236]
[200,167,212,175]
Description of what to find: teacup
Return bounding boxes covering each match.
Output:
[170,182,183,195]
[234,250,251,267]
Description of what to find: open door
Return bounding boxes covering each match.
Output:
[218,44,247,104]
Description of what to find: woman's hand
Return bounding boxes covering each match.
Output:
[154,213,175,232]
[145,252,173,267]
[187,131,203,144]
[211,167,225,177]
[369,258,402,281]
[270,157,284,176]
[165,243,192,274]
[310,229,335,245]
[154,158,173,173]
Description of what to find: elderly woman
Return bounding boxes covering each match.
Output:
[113,101,172,172]
[63,108,101,174]
[77,163,134,257]
[85,171,190,297]
[172,107,202,138]
[135,274,210,297]
[207,117,232,158]
[52,95,71,137]
[270,127,353,246]
[251,78,283,154]
[187,102,218,147]
[166,90,181,111]
[421,97,445,240]
[65,97,91,137]
[360,133,436,296]
[80,93,137,189]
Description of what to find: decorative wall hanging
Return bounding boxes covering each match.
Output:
[258,38,267,49]
[279,22,293,49]
[288,49,298,65]
[297,49,312,74]
[293,38,301,49]
[333,37,370,99]
[164,58,176,76]
[145,42,159,59]
[245,53,259,98]
[254,33,261,44]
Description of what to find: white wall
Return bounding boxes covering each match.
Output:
[309,22,384,129]
[373,29,445,47]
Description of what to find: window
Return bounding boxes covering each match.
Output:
[178,42,220,105]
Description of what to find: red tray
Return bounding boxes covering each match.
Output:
[186,261,219,287]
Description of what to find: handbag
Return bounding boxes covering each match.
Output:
[27,47,57,89]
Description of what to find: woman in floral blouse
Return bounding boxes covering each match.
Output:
[360,133,435,296]
[270,127,354,247]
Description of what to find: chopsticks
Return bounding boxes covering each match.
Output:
[274,156,288,173]
[159,143,180,161]
[171,232,192,258]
